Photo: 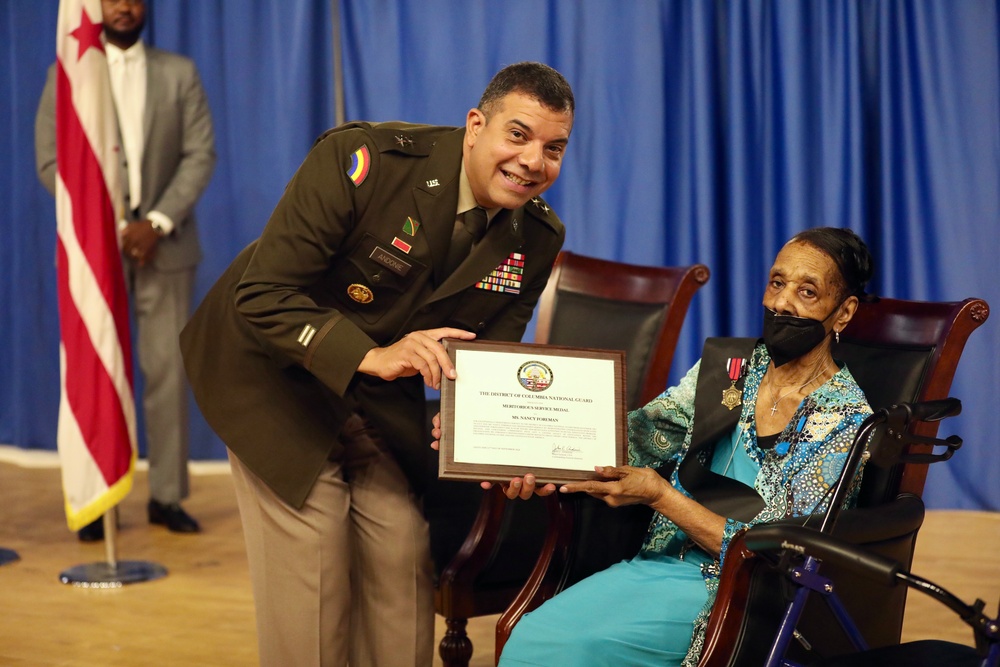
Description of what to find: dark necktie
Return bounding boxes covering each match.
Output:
[444,207,488,275]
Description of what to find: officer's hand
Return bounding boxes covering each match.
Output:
[358,328,475,389]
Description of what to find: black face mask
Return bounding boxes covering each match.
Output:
[762,306,838,367]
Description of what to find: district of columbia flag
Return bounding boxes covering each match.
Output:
[54,0,137,531]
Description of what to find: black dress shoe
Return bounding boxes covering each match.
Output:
[148,500,200,533]
[78,516,104,542]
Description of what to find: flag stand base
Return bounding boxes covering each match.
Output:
[59,560,167,587]
[58,510,167,586]
[0,548,19,566]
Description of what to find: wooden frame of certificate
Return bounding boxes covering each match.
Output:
[438,339,627,483]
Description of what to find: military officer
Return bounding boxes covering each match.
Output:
[180,61,575,666]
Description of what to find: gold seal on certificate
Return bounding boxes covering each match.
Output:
[438,339,627,483]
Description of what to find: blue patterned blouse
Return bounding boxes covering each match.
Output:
[627,342,872,665]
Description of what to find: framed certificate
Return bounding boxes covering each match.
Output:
[438,339,627,483]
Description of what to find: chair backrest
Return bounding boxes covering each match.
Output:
[534,251,711,408]
[837,297,990,505]
[698,296,990,666]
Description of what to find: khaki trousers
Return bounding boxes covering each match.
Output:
[229,414,434,666]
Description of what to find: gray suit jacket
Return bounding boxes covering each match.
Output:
[35,45,216,272]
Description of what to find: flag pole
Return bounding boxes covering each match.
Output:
[52,0,165,587]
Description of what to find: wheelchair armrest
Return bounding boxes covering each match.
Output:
[744,524,902,585]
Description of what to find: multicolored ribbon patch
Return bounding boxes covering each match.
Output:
[476,252,525,294]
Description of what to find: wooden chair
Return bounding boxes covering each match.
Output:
[430,251,710,666]
[494,296,990,665]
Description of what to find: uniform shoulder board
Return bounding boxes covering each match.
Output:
[525,196,556,221]
[368,122,456,156]
[523,196,563,234]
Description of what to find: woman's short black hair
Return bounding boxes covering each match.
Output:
[790,227,875,301]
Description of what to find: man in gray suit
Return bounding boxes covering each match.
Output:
[35,0,216,540]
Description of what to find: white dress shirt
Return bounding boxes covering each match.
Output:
[107,40,174,234]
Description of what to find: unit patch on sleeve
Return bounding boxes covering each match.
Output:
[347,145,371,186]
[476,252,525,294]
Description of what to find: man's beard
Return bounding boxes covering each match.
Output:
[104,21,145,46]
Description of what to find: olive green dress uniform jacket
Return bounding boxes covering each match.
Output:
[180,122,565,508]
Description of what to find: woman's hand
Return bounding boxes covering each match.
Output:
[560,465,669,508]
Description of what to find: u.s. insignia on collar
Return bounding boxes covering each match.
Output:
[426,178,440,188]
[395,134,414,148]
[347,284,374,304]
[347,145,370,187]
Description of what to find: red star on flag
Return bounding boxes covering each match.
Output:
[69,7,105,61]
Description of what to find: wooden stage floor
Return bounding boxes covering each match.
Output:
[1,453,996,666]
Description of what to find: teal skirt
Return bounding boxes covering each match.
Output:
[498,549,711,666]
[500,426,758,666]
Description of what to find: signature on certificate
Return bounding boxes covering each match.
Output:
[551,443,582,458]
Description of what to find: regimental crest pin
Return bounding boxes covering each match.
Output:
[347,283,374,304]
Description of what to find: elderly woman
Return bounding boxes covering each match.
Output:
[497,227,875,666]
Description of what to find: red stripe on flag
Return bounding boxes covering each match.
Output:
[56,240,133,484]
[54,63,132,366]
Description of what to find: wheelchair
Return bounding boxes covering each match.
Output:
[743,399,999,667]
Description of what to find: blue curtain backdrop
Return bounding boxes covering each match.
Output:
[1,1,997,511]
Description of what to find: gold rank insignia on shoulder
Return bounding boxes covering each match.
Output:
[394,134,414,148]
[347,283,374,304]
